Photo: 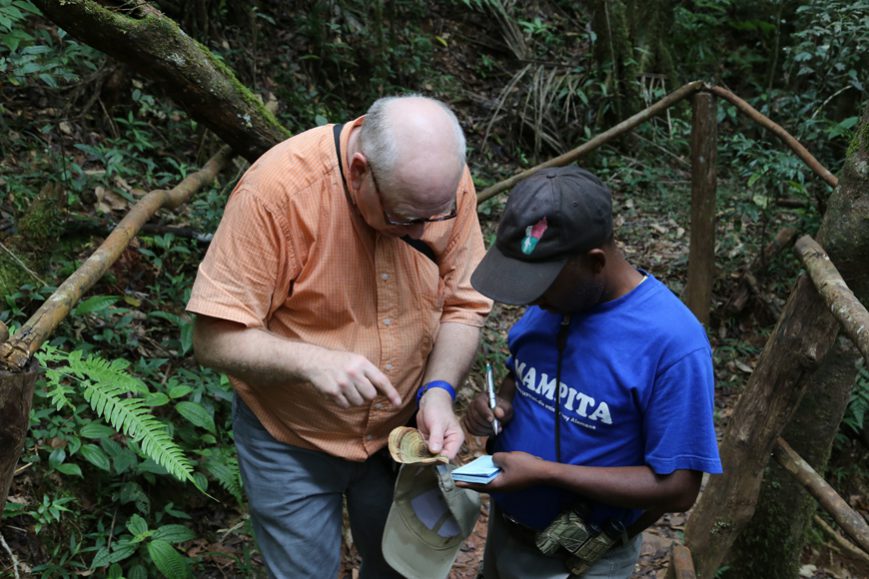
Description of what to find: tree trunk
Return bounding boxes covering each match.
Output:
[589,0,677,121]
[32,0,290,162]
[724,336,857,578]
[685,102,869,576]
[0,362,40,510]
[589,0,641,121]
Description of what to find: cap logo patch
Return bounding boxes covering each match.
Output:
[521,216,548,255]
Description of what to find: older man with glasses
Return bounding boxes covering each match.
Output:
[187,95,492,578]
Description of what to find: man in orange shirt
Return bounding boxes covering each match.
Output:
[187,95,492,577]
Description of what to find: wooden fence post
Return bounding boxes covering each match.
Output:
[684,91,717,325]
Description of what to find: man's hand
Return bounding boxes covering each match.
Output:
[301,349,402,408]
[456,451,546,493]
[462,391,513,436]
[193,316,402,408]
[417,389,464,459]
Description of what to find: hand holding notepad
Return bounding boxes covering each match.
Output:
[450,455,502,484]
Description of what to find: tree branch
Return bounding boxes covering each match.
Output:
[795,235,869,364]
[0,145,235,370]
[32,0,290,161]
[476,80,706,202]
[813,514,869,565]
[773,437,869,553]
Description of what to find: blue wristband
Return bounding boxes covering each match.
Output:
[416,380,456,405]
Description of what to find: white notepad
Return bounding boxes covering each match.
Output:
[451,455,501,484]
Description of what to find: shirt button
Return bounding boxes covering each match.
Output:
[374,402,383,410]
[383,318,392,326]
[381,273,390,281]
[366,434,374,441]
[385,362,394,370]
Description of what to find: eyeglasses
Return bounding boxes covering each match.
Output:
[369,164,457,226]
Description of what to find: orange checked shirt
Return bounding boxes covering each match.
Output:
[186,118,492,460]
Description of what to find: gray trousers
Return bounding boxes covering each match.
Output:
[232,395,405,579]
[483,508,642,579]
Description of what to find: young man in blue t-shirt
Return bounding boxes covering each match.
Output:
[461,165,722,578]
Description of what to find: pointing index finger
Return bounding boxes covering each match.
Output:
[368,366,402,406]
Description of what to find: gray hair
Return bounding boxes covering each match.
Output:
[359,94,466,186]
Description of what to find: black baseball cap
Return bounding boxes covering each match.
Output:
[471,165,613,305]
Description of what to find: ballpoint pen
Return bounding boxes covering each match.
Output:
[485,362,501,436]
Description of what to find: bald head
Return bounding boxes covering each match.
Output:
[359,95,466,207]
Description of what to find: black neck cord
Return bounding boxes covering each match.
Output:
[554,314,571,463]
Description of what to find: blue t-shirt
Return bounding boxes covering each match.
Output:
[493,273,722,530]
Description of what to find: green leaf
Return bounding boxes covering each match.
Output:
[143,392,170,407]
[48,447,66,467]
[14,1,42,16]
[67,436,82,455]
[192,471,209,492]
[91,547,112,569]
[81,422,116,439]
[3,502,26,518]
[107,541,138,564]
[72,295,118,316]
[112,448,140,475]
[175,401,216,434]
[127,513,149,537]
[136,459,169,475]
[167,385,193,399]
[80,444,111,471]
[751,194,769,209]
[148,310,180,324]
[180,321,193,355]
[152,524,196,544]
[118,482,151,515]
[53,463,82,477]
[747,173,763,187]
[838,116,859,130]
[147,540,192,579]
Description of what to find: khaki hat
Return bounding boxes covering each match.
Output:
[382,462,481,578]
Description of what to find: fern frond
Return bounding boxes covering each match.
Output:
[46,379,75,411]
[201,450,243,503]
[36,345,199,489]
[81,378,197,486]
[35,346,77,410]
[36,343,69,364]
[67,351,148,395]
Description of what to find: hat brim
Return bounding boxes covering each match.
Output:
[382,506,460,579]
[471,244,568,305]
